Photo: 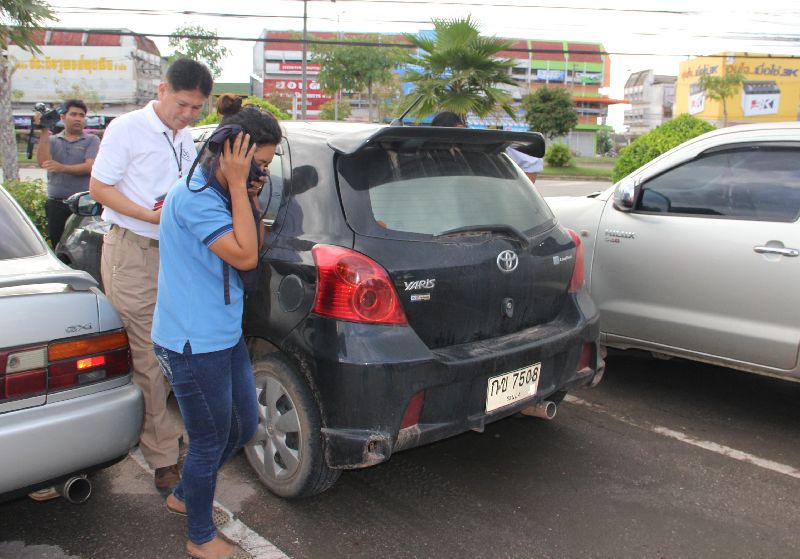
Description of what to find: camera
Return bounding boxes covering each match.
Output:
[34,102,63,132]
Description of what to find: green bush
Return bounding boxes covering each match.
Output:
[544,143,573,167]
[612,114,715,182]
[4,178,49,243]
[318,99,351,121]
[198,96,291,125]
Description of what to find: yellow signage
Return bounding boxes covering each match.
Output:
[14,55,128,74]
[675,53,800,123]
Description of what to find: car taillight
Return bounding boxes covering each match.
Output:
[567,229,585,293]
[0,330,131,402]
[48,331,131,390]
[312,245,407,325]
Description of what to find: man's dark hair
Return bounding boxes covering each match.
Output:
[165,58,213,97]
[63,99,87,114]
[431,111,466,127]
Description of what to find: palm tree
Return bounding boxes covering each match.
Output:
[397,16,517,123]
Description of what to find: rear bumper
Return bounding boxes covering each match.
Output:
[0,382,143,496]
[286,296,601,469]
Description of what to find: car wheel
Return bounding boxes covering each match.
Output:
[244,354,341,498]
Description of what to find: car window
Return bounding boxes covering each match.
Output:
[0,190,47,260]
[637,145,800,222]
[257,149,284,224]
[337,145,554,238]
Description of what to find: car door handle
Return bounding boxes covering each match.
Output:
[754,246,799,257]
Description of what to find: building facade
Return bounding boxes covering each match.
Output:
[675,53,800,126]
[623,69,676,137]
[9,28,163,126]
[252,30,621,155]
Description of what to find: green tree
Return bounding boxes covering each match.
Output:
[521,88,578,140]
[168,25,230,78]
[396,16,516,123]
[319,98,351,121]
[1,0,56,181]
[313,36,404,123]
[596,128,613,155]
[612,114,715,182]
[697,68,745,126]
[4,178,48,242]
[197,96,289,125]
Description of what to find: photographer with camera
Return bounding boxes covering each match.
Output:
[34,99,99,244]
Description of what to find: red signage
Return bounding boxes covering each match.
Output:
[278,63,321,73]
[263,78,332,113]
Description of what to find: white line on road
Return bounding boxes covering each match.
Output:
[565,395,800,481]
[129,449,290,559]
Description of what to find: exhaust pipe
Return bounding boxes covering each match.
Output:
[520,400,557,420]
[57,475,92,504]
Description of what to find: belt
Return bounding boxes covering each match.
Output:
[111,224,159,248]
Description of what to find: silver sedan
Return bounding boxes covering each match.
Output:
[547,122,800,382]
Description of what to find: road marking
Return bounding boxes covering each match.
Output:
[129,449,289,559]
[565,395,800,481]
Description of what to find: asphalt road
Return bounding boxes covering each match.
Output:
[3,352,799,559]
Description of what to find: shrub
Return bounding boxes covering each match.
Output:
[318,99,351,121]
[544,143,573,167]
[198,96,291,125]
[4,179,49,243]
[612,114,715,182]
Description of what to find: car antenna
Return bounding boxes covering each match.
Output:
[389,95,423,127]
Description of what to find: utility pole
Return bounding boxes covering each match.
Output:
[301,0,308,119]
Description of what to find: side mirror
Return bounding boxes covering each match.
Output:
[612,180,639,212]
[65,191,102,217]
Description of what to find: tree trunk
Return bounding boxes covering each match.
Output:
[367,81,373,123]
[0,52,20,182]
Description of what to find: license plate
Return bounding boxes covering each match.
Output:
[485,363,541,413]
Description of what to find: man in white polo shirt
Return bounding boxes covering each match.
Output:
[89,58,213,496]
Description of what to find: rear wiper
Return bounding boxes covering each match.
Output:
[434,224,530,248]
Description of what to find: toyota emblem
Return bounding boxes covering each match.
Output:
[497,250,518,273]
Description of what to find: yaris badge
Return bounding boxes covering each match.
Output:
[497,250,518,273]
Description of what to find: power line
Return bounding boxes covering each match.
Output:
[33,26,800,60]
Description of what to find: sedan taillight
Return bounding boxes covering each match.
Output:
[0,330,131,401]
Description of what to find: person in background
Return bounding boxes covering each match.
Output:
[152,98,281,559]
[35,99,100,244]
[89,58,213,497]
[430,111,544,183]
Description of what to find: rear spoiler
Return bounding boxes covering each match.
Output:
[327,127,546,158]
[0,269,98,292]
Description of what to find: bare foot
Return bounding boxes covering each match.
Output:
[165,493,186,515]
[186,537,234,559]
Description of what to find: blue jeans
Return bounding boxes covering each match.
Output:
[153,337,258,544]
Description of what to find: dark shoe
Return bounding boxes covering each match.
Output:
[154,464,180,497]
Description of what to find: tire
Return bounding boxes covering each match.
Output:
[244,354,341,498]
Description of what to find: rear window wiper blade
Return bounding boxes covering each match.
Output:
[434,224,530,248]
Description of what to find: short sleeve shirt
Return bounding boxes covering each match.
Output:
[151,168,245,354]
[507,147,544,173]
[91,101,196,239]
[46,132,100,199]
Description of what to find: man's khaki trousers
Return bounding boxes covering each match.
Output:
[101,225,181,469]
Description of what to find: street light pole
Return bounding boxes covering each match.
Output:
[301,0,308,119]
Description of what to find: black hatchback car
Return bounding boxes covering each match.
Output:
[59,121,603,498]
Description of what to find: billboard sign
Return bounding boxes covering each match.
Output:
[263,78,332,112]
[9,46,144,104]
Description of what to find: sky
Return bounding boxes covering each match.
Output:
[44,0,800,131]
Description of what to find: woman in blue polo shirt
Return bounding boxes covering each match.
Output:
[152,98,282,559]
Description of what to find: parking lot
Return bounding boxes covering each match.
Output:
[3,350,799,559]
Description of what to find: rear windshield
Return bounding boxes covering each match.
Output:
[337,145,554,239]
[0,190,47,260]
